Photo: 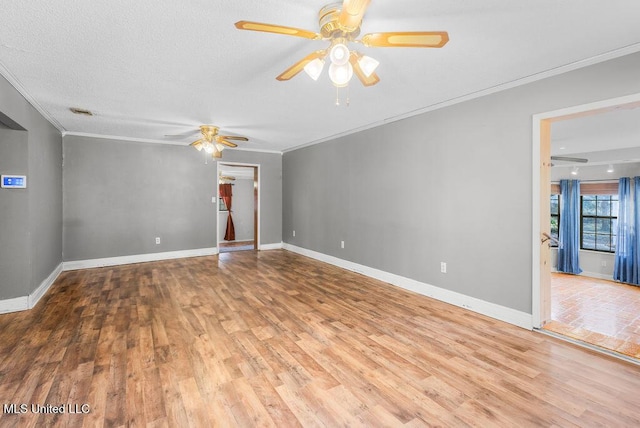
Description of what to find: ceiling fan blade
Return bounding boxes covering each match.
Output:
[349,52,380,86]
[190,139,204,151]
[277,50,327,81]
[338,0,371,32]
[235,21,321,40]
[218,135,249,141]
[550,156,588,163]
[361,31,449,48]
[217,139,238,148]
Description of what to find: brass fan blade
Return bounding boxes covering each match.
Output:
[235,21,321,40]
[190,139,204,151]
[361,31,449,48]
[277,50,326,81]
[218,139,238,148]
[338,0,371,32]
[218,135,249,142]
[349,52,380,87]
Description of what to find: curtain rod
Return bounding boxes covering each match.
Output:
[551,179,619,183]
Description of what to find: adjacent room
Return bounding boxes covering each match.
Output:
[1,1,640,426]
[544,107,640,358]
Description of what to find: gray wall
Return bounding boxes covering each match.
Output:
[283,52,640,315]
[63,136,282,261]
[0,74,63,301]
[0,127,29,299]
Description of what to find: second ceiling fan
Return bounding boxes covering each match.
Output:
[235,0,449,88]
[190,125,248,159]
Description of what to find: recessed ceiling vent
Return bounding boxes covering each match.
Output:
[69,107,93,116]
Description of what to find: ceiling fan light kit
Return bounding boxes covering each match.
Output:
[235,0,448,99]
[189,125,249,162]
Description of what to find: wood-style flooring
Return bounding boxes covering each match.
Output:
[544,272,640,359]
[1,250,640,426]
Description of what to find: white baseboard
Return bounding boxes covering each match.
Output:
[283,243,533,330]
[0,296,28,314]
[0,263,63,314]
[259,242,283,251]
[63,247,218,271]
[551,268,613,281]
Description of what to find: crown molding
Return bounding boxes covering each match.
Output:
[63,131,282,154]
[283,42,640,154]
[0,60,65,133]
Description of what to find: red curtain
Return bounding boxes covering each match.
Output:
[219,183,235,241]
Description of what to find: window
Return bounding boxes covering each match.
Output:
[550,194,559,247]
[581,194,618,252]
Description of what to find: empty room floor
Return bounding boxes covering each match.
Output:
[1,251,639,426]
[544,272,640,359]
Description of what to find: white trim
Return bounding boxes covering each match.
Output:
[284,43,640,154]
[0,263,63,314]
[63,247,218,271]
[63,132,282,154]
[284,244,532,330]
[537,328,640,366]
[259,242,283,251]
[531,91,640,329]
[29,263,63,308]
[0,296,28,314]
[551,268,614,281]
[0,60,65,133]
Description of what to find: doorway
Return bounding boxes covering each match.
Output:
[217,162,259,253]
[532,92,640,358]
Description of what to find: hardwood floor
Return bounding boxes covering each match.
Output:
[544,272,640,359]
[1,250,640,426]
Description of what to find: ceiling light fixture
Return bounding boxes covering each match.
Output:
[329,42,350,65]
[303,58,325,80]
[358,55,379,77]
[189,125,248,162]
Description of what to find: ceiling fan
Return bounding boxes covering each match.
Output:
[235,0,449,88]
[188,125,249,159]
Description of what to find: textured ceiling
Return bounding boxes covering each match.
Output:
[1,1,640,154]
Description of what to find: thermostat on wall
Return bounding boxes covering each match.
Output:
[1,175,27,189]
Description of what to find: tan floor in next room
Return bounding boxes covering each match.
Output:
[544,272,640,359]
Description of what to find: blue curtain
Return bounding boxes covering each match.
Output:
[614,177,639,285]
[557,179,582,274]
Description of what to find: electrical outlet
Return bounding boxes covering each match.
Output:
[293,230,296,237]
[341,241,345,249]
[155,237,161,245]
[440,262,447,273]
[212,196,216,203]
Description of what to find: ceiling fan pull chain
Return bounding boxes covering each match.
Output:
[346,84,350,107]
[335,86,340,106]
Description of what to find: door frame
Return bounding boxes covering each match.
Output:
[216,161,260,251]
[531,92,640,328]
